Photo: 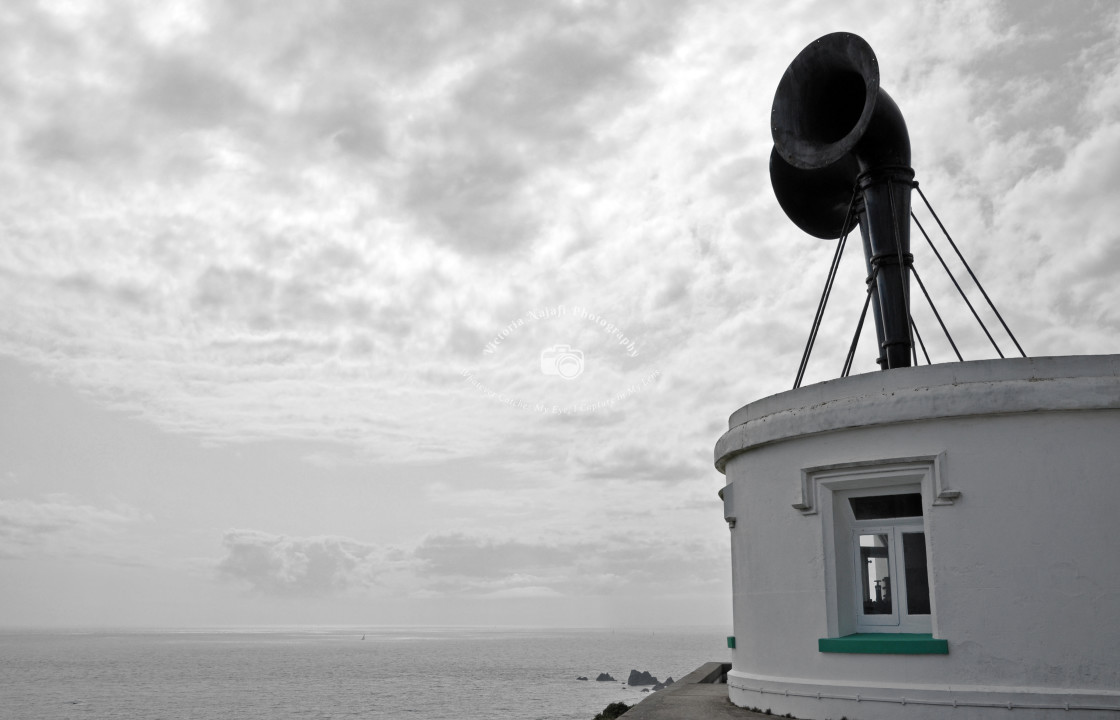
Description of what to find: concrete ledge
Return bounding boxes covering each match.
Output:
[715,355,1120,472]
[620,662,775,719]
[688,661,730,684]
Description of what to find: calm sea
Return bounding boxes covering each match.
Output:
[0,627,727,720]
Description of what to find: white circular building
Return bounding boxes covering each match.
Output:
[715,355,1120,719]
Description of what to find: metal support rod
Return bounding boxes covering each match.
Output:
[912,265,963,362]
[794,229,848,388]
[794,191,858,389]
[911,211,1003,357]
[914,184,1026,357]
[911,317,931,364]
[842,267,879,377]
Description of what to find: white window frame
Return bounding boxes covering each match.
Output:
[845,497,929,633]
[798,456,953,639]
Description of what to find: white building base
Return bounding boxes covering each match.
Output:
[729,669,1120,719]
[715,356,1120,720]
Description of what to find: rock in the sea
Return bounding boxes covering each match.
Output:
[627,669,660,686]
[664,677,674,686]
[652,682,665,691]
[595,672,616,682]
[593,701,631,719]
[577,676,589,681]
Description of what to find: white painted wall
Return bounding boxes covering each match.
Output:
[716,356,1120,720]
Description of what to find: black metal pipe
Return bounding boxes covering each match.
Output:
[770,32,914,370]
[858,168,914,368]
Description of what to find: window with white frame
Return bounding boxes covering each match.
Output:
[841,487,931,633]
[798,457,954,639]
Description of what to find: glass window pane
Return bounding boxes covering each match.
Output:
[859,533,892,615]
[903,532,931,615]
[849,493,923,520]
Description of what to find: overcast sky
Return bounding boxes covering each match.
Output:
[2,0,1119,629]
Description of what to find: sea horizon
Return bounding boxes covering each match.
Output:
[0,622,728,634]
[1,624,730,719]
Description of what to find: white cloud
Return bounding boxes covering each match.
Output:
[3,0,1120,624]
[216,529,413,597]
[217,527,726,600]
[412,529,726,598]
[0,495,151,561]
[0,1,1044,461]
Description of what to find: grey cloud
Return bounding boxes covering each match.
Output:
[597,535,726,592]
[216,528,725,599]
[341,332,377,360]
[55,273,157,313]
[190,264,379,336]
[216,529,391,596]
[707,156,767,206]
[650,270,691,310]
[402,148,535,255]
[970,3,1120,140]
[573,443,700,485]
[9,4,388,177]
[539,408,627,428]
[136,53,256,129]
[444,322,487,358]
[0,496,147,558]
[7,0,691,260]
[11,8,262,175]
[414,531,726,597]
[269,1,554,79]
[227,2,470,79]
[454,32,637,143]
[4,5,138,169]
[392,2,688,254]
[416,533,578,579]
[275,278,347,326]
[984,64,1120,354]
[310,243,367,276]
[314,98,388,161]
[192,266,277,315]
[22,119,140,168]
[205,334,339,366]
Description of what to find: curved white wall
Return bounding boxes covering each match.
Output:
[715,356,1120,720]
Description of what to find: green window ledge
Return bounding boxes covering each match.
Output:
[818,633,948,655]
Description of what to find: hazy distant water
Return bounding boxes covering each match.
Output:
[0,627,727,720]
